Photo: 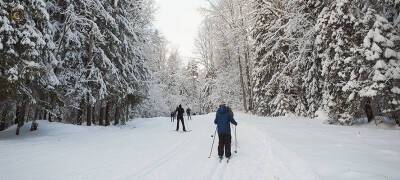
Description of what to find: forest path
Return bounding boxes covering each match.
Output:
[113,113,300,180]
[1,113,399,180]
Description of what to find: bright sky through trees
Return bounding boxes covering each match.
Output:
[153,0,206,59]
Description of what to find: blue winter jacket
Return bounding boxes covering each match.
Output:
[214,105,237,135]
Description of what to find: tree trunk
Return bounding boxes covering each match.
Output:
[48,97,53,122]
[31,106,39,131]
[91,105,96,125]
[38,109,43,120]
[26,104,31,122]
[0,107,7,131]
[15,105,21,135]
[14,104,20,125]
[99,102,105,126]
[114,104,120,125]
[57,114,62,122]
[237,47,248,112]
[244,46,253,111]
[86,99,92,126]
[48,112,53,122]
[15,102,26,135]
[34,107,39,120]
[43,110,47,121]
[77,98,84,125]
[85,23,95,126]
[124,104,129,125]
[105,101,111,126]
[239,4,253,112]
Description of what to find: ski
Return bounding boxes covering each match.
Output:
[172,130,192,132]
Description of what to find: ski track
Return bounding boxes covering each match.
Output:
[116,114,298,180]
[117,137,193,180]
[204,158,219,179]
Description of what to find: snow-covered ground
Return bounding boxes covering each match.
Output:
[1,113,399,180]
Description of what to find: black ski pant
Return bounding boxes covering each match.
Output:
[176,116,186,131]
[218,134,231,158]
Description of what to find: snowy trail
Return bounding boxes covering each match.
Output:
[1,113,399,180]
[113,114,290,180]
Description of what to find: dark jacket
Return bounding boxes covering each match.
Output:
[214,105,237,135]
[176,105,185,118]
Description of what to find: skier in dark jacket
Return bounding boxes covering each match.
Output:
[186,108,192,120]
[170,111,175,122]
[175,105,186,131]
[214,103,237,159]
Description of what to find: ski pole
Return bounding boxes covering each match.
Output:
[234,125,237,153]
[185,117,189,131]
[208,127,217,158]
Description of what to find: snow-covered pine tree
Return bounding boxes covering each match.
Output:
[356,1,400,123]
[0,0,55,133]
[181,60,200,112]
[48,0,114,125]
[314,0,399,124]
[251,0,314,116]
[301,0,329,117]
[165,50,187,108]
[132,30,169,117]
[102,0,152,124]
[45,0,154,125]
[314,0,366,124]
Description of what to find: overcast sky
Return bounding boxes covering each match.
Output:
[153,0,207,60]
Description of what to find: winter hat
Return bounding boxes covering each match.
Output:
[220,99,226,105]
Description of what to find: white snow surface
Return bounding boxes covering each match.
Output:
[1,113,399,180]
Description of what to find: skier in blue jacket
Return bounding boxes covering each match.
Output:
[214,102,237,159]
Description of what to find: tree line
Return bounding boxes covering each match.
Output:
[1,0,399,134]
[0,0,157,134]
[195,0,399,124]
